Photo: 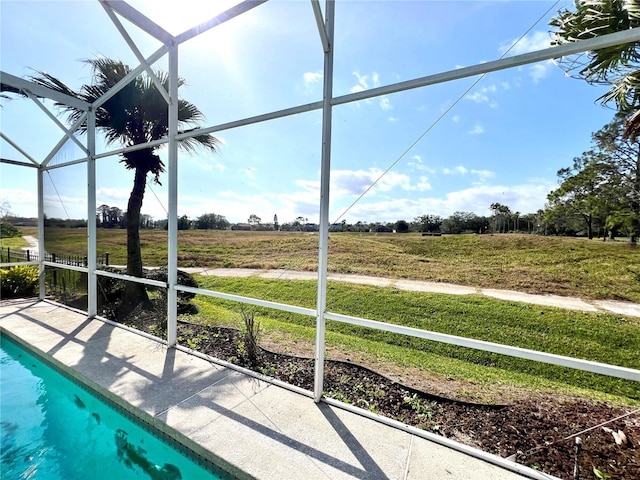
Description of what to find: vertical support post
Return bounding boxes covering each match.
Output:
[167,41,179,347]
[313,0,335,403]
[37,166,45,299]
[87,109,97,317]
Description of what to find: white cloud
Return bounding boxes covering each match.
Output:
[451,115,460,122]
[529,62,553,83]
[351,71,371,93]
[470,169,495,182]
[442,166,468,175]
[468,124,484,135]
[500,30,551,56]
[245,167,256,180]
[498,31,554,83]
[339,180,553,223]
[0,188,38,217]
[304,72,323,84]
[350,72,392,111]
[379,96,392,111]
[466,84,499,107]
[330,168,431,197]
[466,91,489,104]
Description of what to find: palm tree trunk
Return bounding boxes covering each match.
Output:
[122,167,149,309]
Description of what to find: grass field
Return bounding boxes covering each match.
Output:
[21,226,640,302]
[7,226,640,403]
[186,276,640,404]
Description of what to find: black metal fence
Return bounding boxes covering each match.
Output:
[0,248,110,267]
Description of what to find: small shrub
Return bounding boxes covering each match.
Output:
[0,221,20,238]
[241,307,261,367]
[0,265,39,298]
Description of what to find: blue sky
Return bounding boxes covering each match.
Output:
[0,0,617,225]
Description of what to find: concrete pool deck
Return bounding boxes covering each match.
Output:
[0,299,540,479]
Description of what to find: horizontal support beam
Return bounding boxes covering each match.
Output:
[175,284,316,317]
[175,0,269,45]
[42,261,88,274]
[176,101,323,140]
[0,131,40,166]
[0,261,39,268]
[100,0,174,44]
[332,27,640,106]
[0,158,38,168]
[95,268,167,288]
[324,311,640,381]
[0,71,90,110]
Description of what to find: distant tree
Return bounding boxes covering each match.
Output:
[395,219,410,233]
[442,211,485,234]
[140,214,153,229]
[490,203,512,233]
[0,200,12,219]
[197,212,230,230]
[413,214,443,233]
[177,215,191,231]
[97,204,110,227]
[548,115,639,241]
[293,216,307,231]
[248,214,261,226]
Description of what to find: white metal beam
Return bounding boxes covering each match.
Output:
[310,0,329,53]
[100,0,174,44]
[176,101,323,140]
[0,131,40,166]
[325,312,640,382]
[25,91,89,155]
[37,168,45,299]
[313,0,335,403]
[0,71,90,110]
[174,0,269,45]
[167,44,179,347]
[41,112,88,168]
[0,158,38,168]
[332,27,640,107]
[87,110,97,318]
[92,44,169,109]
[100,2,171,105]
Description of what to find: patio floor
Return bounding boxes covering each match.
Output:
[0,299,536,479]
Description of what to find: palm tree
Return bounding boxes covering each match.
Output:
[551,2,640,240]
[550,0,640,136]
[29,58,220,310]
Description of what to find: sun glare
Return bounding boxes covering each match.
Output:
[128,0,244,37]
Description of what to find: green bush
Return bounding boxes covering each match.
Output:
[0,265,39,298]
[0,221,20,238]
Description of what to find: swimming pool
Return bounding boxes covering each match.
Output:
[0,333,238,480]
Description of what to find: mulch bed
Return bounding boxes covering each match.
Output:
[173,322,639,480]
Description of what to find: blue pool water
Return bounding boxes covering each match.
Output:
[0,335,229,480]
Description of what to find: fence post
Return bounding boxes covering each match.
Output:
[105,252,109,266]
[6,247,9,262]
[27,250,30,262]
[84,256,88,267]
[51,253,57,288]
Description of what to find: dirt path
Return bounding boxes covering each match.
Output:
[22,235,640,318]
[180,266,640,318]
[21,235,40,252]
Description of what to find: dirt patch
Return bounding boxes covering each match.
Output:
[175,322,639,480]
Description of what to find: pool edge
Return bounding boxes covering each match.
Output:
[0,325,256,480]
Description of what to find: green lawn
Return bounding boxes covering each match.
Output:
[26,226,640,302]
[187,276,640,404]
[10,226,640,403]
